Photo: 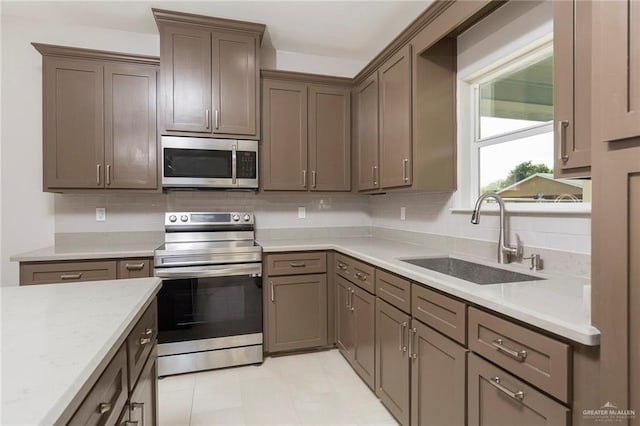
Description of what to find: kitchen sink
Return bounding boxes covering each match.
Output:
[400,257,544,285]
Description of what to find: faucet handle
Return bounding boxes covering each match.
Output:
[514,234,524,260]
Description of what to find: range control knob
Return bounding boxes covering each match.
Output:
[243,214,251,222]
[181,215,189,222]
[169,215,177,223]
[232,214,240,222]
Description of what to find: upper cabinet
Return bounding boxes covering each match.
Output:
[261,71,351,192]
[35,44,158,192]
[553,0,592,178]
[356,74,380,191]
[153,9,264,140]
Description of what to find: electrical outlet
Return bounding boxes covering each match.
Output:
[400,207,406,221]
[298,207,306,219]
[96,208,106,222]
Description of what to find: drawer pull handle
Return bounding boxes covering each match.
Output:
[355,272,367,281]
[125,263,145,271]
[139,337,151,345]
[337,262,348,271]
[492,338,527,362]
[60,273,82,280]
[289,262,306,268]
[489,376,525,401]
[143,328,153,336]
[98,402,112,414]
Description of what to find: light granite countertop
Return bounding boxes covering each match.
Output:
[1,277,162,425]
[257,236,600,346]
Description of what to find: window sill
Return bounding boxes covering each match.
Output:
[450,203,591,216]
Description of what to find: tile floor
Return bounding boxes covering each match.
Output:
[158,349,399,426]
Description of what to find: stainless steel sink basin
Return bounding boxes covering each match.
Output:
[401,257,543,285]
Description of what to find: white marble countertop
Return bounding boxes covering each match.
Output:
[1,277,162,425]
[257,236,600,346]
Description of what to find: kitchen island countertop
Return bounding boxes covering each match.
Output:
[1,277,162,425]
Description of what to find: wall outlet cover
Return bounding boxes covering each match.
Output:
[96,208,106,222]
[298,207,306,219]
[400,207,406,221]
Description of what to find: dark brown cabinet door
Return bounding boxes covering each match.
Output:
[212,32,257,136]
[160,24,212,133]
[592,0,640,143]
[357,74,380,191]
[467,353,570,426]
[352,285,375,390]
[267,274,327,352]
[129,350,158,426]
[262,80,308,190]
[375,298,410,426]
[104,64,157,189]
[44,57,104,189]
[553,0,591,177]
[379,44,412,189]
[335,276,355,359]
[411,321,467,426]
[308,85,351,191]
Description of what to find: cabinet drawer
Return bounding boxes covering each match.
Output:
[335,252,375,294]
[376,269,411,313]
[20,260,117,285]
[266,252,326,276]
[468,307,571,403]
[127,299,158,391]
[468,353,570,426]
[117,258,152,279]
[69,344,128,426]
[412,284,466,345]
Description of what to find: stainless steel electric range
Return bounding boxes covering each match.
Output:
[154,212,263,376]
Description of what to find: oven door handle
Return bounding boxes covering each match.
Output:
[155,263,262,279]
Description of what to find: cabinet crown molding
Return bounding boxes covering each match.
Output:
[261,69,352,86]
[152,8,266,42]
[31,43,159,65]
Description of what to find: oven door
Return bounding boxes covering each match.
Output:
[155,263,262,356]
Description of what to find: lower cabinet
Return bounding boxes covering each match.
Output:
[335,276,375,390]
[128,349,158,426]
[19,257,153,285]
[267,274,328,352]
[467,353,570,426]
[411,321,467,426]
[375,297,411,426]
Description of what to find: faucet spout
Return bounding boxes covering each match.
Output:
[470,193,518,264]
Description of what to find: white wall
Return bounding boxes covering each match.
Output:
[275,50,366,78]
[0,14,160,285]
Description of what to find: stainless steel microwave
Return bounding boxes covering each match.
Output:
[161,136,258,189]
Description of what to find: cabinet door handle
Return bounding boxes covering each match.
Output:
[402,159,409,182]
[124,422,139,426]
[489,376,525,401]
[372,165,378,186]
[205,109,210,129]
[350,289,355,312]
[60,273,82,280]
[98,402,112,414]
[130,402,144,426]
[289,262,306,268]
[346,287,352,309]
[399,321,408,352]
[311,171,317,188]
[106,164,111,186]
[125,263,145,271]
[557,120,569,162]
[410,327,417,360]
[215,109,220,130]
[270,280,275,303]
[302,170,307,188]
[96,164,101,186]
[492,338,527,362]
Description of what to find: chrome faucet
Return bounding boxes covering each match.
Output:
[470,193,519,264]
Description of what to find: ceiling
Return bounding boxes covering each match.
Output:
[1,1,432,60]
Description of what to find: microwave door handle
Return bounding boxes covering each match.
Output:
[232,145,237,185]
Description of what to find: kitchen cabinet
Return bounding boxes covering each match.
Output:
[379,44,412,189]
[34,43,159,192]
[266,274,328,353]
[553,0,592,178]
[591,0,640,413]
[356,73,380,191]
[375,297,410,426]
[20,257,153,285]
[154,9,264,139]
[262,71,351,192]
[128,349,158,426]
[336,276,355,358]
[411,321,467,426]
[468,353,570,426]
